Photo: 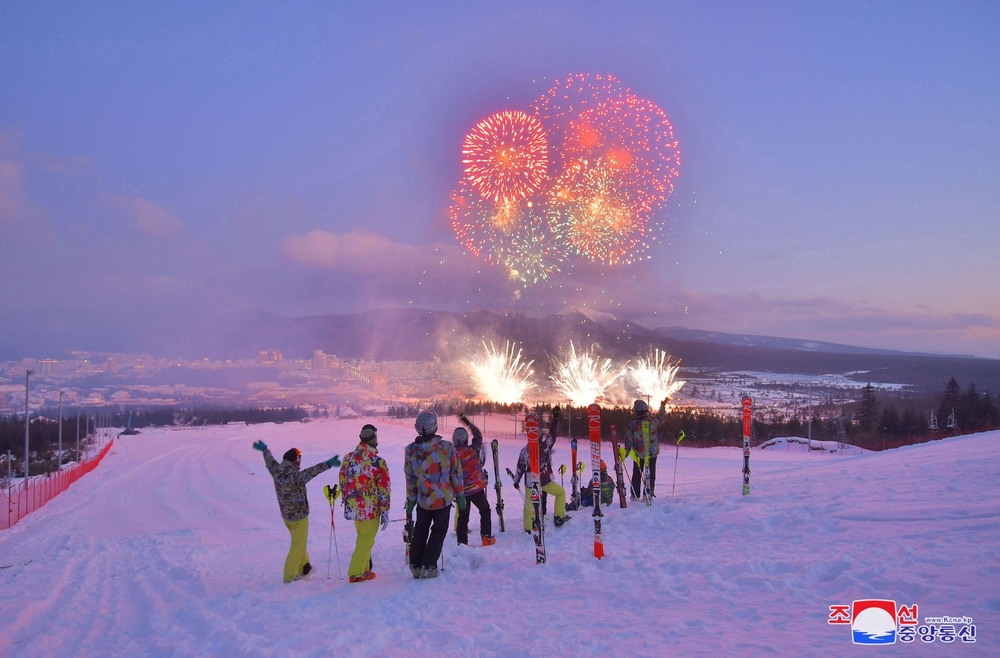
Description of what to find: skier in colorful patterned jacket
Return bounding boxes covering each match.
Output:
[404,411,465,579]
[512,406,571,532]
[338,424,390,583]
[453,414,495,547]
[252,441,340,583]
[625,398,668,499]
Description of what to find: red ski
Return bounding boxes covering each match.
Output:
[526,414,546,564]
[588,404,604,560]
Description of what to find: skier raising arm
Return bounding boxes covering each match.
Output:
[404,411,465,579]
[625,398,668,500]
[453,414,495,546]
[253,440,340,583]
[513,407,572,532]
[338,424,390,583]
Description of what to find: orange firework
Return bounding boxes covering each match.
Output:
[462,111,549,203]
[550,159,650,265]
[532,73,681,265]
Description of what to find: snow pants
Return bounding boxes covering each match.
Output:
[411,505,451,569]
[522,482,566,532]
[349,518,379,578]
[456,488,492,544]
[630,456,658,498]
[282,517,310,583]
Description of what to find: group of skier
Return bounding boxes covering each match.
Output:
[254,398,672,583]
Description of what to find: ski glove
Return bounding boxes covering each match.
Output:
[252,440,267,452]
[380,512,389,531]
[406,498,416,516]
[457,494,467,510]
[459,413,472,427]
[552,405,561,420]
[326,455,341,468]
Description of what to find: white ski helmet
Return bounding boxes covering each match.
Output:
[452,427,469,446]
[415,410,438,437]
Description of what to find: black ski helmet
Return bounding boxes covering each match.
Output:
[633,399,649,416]
[359,424,378,446]
[452,427,469,446]
[283,447,302,463]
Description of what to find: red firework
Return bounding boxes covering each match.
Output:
[532,73,681,217]
[462,111,549,203]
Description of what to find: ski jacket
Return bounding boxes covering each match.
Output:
[338,443,391,522]
[513,446,531,489]
[513,420,559,486]
[580,469,615,506]
[455,424,488,495]
[539,432,556,485]
[512,438,555,487]
[261,449,332,522]
[404,434,464,510]
[626,406,666,459]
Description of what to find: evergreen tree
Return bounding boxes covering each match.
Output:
[856,383,879,431]
[938,377,962,430]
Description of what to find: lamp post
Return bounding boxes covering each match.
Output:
[58,391,64,471]
[76,408,80,464]
[24,369,33,484]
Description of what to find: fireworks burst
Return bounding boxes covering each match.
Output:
[629,349,685,406]
[533,73,680,212]
[462,111,549,204]
[549,341,626,406]
[448,73,681,285]
[503,209,566,286]
[550,159,649,265]
[464,340,536,405]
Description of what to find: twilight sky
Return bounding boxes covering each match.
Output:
[1,1,998,358]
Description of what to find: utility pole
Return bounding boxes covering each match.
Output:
[807,382,812,443]
[58,391,64,471]
[24,369,33,484]
[76,408,81,464]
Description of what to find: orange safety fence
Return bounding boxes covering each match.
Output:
[1,439,114,531]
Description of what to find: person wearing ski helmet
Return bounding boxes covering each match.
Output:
[404,410,464,579]
[625,397,669,499]
[252,441,341,582]
[453,414,495,546]
[580,460,615,507]
[512,406,571,531]
[338,424,391,583]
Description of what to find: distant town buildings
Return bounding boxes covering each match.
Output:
[257,350,283,366]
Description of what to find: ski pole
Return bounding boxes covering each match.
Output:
[323,485,343,580]
[671,430,685,497]
[558,464,566,488]
[505,468,526,504]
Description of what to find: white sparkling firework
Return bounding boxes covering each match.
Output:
[464,340,536,405]
[629,349,685,406]
[549,341,626,406]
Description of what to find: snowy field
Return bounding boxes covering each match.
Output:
[1,419,997,657]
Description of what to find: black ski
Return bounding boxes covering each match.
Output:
[490,439,505,533]
[610,423,628,508]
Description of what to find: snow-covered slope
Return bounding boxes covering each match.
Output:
[1,421,996,656]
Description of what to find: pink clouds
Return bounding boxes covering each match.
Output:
[113,195,186,238]
[281,229,482,280]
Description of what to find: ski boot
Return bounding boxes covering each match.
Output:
[482,535,497,546]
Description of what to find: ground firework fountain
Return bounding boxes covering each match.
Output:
[629,349,685,405]
[549,341,625,406]
[464,340,536,404]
